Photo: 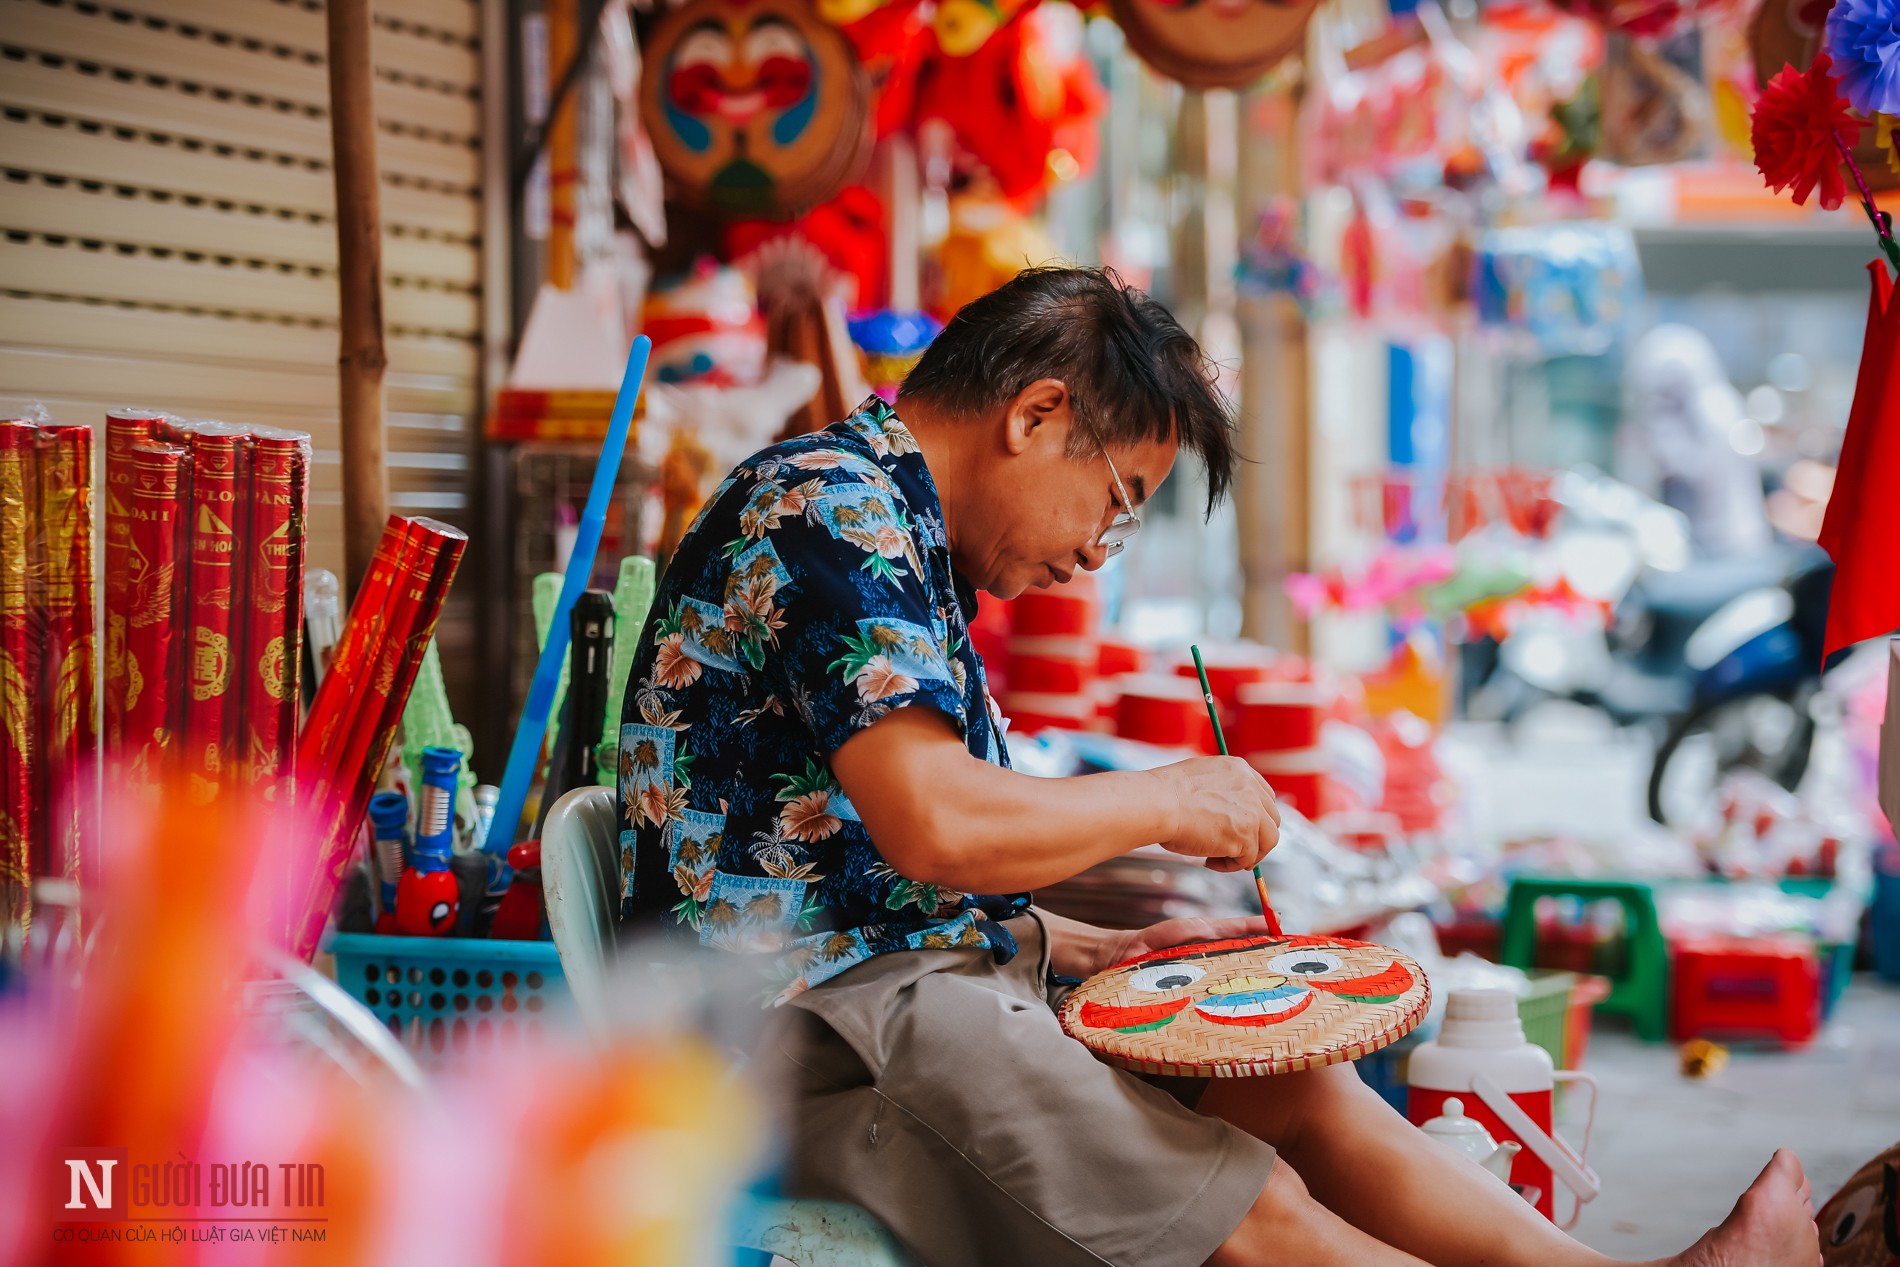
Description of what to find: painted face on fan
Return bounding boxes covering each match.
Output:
[1813,1145,1900,1267]
[1073,935,1423,1035]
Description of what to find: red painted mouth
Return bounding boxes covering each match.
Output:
[1196,989,1316,1027]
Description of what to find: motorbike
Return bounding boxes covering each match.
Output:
[1460,470,1836,828]
[1643,546,1833,828]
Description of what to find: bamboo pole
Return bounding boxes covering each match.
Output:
[326,0,389,597]
[1235,82,1309,653]
[547,0,578,292]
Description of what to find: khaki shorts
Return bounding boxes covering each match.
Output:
[763,911,1276,1267]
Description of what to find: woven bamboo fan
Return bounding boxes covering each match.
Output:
[1059,934,1430,1078]
[1108,0,1320,90]
[1815,1140,1899,1267]
[641,0,873,217]
[1747,0,1900,191]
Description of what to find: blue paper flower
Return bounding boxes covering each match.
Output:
[1827,0,1900,116]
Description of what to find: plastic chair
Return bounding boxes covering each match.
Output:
[540,786,911,1267]
[1499,877,1670,1042]
[248,944,428,1091]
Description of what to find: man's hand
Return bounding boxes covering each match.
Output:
[1145,757,1282,873]
[1070,915,1277,980]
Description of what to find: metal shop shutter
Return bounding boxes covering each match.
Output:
[0,0,486,674]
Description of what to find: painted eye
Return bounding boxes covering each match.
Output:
[674,25,735,71]
[1129,963,1205,993]
[1268,949,1342,977]
[742,19,806,64]
[1826,1187,1877,1246]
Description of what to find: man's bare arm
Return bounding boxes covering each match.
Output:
[829,707,1280,894]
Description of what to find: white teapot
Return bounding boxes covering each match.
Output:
[1418,1097,1523,1184]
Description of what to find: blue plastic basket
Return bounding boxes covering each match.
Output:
[1354,1038,1414,1114]
[326,933,568,1061]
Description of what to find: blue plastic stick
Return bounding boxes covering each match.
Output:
[485,335,652,865]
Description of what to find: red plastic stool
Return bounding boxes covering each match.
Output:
[1670,935,1820,1046]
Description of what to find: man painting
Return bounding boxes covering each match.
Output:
[618,266,1819,1266]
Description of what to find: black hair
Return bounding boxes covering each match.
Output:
[896,266,1238,515]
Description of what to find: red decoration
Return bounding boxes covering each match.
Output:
[724,185,889,307]
[910,8,1105,204]
[1750,53,1862,210]
[836,0,931,138]
[1818,261,1900,661]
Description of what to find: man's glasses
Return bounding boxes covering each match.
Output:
[1098,449,1141,558]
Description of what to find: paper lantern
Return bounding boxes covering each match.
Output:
[1108,0,1321,90]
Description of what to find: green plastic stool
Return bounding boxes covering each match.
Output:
[1500,877,1669,1042]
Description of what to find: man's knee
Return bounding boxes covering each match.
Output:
[1203,1159,1316,1267]
[1264,1061,1397,1149]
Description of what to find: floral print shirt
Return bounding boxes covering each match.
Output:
[618,397,1027,1004]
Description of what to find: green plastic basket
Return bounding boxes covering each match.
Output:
[1518,969,1577,1069]
[326,933,568,1062]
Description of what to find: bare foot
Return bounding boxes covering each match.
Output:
[1669,1149,1820,1267]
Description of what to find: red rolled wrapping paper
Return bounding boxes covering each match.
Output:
[103,409,162,759]
[241,432,307,803]
[0,422,40,932]
[181,427,247,805]
[122,440,188,783]
[290,515,465,959]
[320,519,464,847]
[37,424,94,889]
[295,519,413,785]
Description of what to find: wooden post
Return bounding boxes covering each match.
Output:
[1235,81,1309,653]
[547,0,578,292]
[325,0,389,597]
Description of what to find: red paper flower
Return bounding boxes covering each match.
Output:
[1751,53,1863,210]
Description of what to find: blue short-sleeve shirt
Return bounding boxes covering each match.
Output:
[618,397,1027,1004]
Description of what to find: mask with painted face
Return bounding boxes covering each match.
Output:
[1060,934,1432,1078]
[641,0,871,217]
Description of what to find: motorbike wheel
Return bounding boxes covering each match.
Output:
[1646,690,1816,829]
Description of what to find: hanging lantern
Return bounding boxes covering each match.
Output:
[1108,0,1321,90]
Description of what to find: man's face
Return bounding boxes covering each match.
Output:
[955,379,1177,600]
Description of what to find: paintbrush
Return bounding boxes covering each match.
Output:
[1191,644,1283,936]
